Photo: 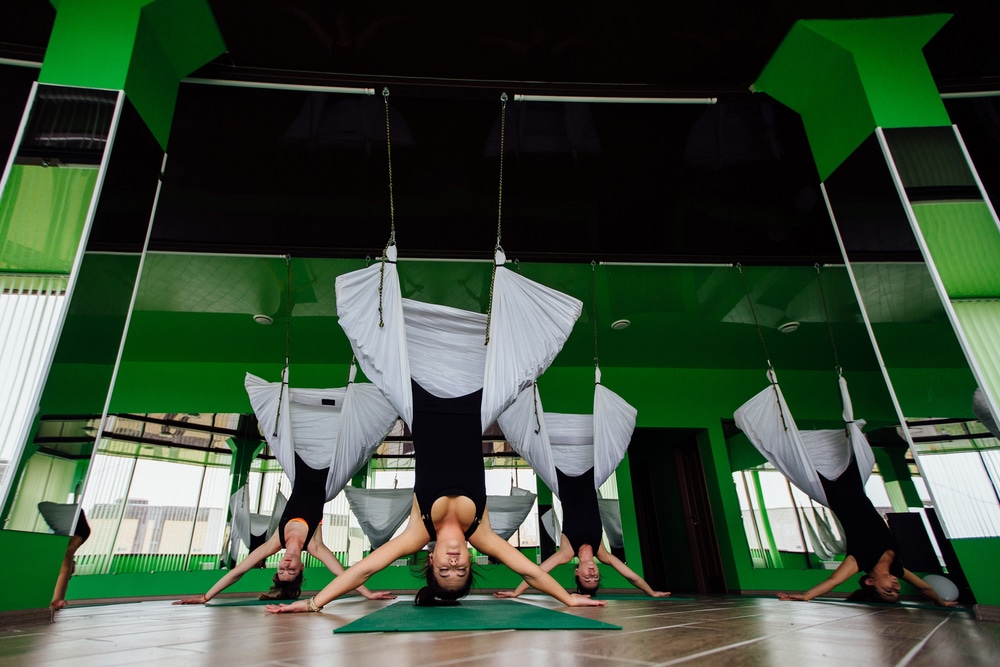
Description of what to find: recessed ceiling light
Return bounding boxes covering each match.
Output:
[778,321,800,334]
[253,314,274,325]
[611,319,631,331]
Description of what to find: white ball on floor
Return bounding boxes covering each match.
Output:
[923,574,959,602]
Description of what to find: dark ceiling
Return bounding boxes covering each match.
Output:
[0,1,995,404]
[3,1,1000,266]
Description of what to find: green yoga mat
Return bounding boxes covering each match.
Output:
[333,599,621,633]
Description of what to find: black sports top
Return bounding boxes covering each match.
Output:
[557,467,603,556]
[820,457,904,577]
[74,508,92,543]
[278,453,328,548]
[411,380,487,540]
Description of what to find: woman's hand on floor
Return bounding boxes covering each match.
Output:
[173,595,208,605]
[567,594,606,607]
[777,592,806,602]
[265,600,309,613]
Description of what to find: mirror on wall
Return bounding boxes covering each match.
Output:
[0,84,163,532]
[823,131,1000,544]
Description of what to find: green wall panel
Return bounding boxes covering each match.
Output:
[913,202,1000,298]
[950,537,1000,606]
[0,530,67,612]
[753,15,952,180]
[41,0,225,149]
[0,165,96,273]
[41,0,136,90]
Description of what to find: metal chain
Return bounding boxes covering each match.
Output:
[495,92,507,251]
[737,263,787,431]
[592,260,600,369]
[485,92,508,346]
[383,87,396,246]
[814,263,842,376]
[378,87,396,329]
[273,254,292,436]
[737,263,773,369]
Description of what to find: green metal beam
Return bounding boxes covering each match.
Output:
[41,0,225,149]
[753,14,952,180]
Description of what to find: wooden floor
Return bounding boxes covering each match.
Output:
[2,595,998,667]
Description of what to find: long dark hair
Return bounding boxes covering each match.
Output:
[412,560,475,606]
[258,571,304,600]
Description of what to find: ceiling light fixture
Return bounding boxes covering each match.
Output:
[778,321,800,334]
[611,319,631,331]
[253,314,273,325]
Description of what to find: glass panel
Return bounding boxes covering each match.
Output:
[824,131,995,540]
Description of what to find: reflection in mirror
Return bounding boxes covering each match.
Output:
[731,458,897,570]
[825,129,1000,547]
[904,418,1000,538]
[3,415,97,533]
[77,413,242,575]
[0,276,69,495]
[0,84,119,505]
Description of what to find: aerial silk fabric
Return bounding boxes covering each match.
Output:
[540,500,625,551]
[802,506,846,561]
[973,386,1000,439]
[343,487,413,549]
[244,366,399,501]
[37,501,79,536]
[344,486,538,546]
[497,368,637,495]
[484,487,537,541]
[733,370,875,507]
[227,486,288,562]
[335,246,582,432]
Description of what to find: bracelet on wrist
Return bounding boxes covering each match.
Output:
[307,596,323,612]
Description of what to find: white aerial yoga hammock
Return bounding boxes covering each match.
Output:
[226,485,288,564]
[732,263,876,507]
[343,485,538,548]
[335,244,583,432]
[244,363,399,501]
[541,497,626,550]
[485,486,537,541]
[497,366,637,496]
[802,506,846,561]
[973,386,1000,439]
[343,486,413,550]
[733,370,876,507]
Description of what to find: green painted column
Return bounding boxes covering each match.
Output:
[614,452,643,575]
[754,14,1000,607]
[42,0,225,149]
[0,0,225,613]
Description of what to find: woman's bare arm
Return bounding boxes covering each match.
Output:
[777,556,859,601]
[472,509,604,607]
[175,533,282,604]
[901,569,958,607]
[267,497,427,613]
[493,534,574,598]
[595,543,670,597]
[306,531,396,600]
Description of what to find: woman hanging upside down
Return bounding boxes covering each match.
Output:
[265,381,605,613]
[494,467,668,599]
[174,453,395,604]
[775,457,956,607]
